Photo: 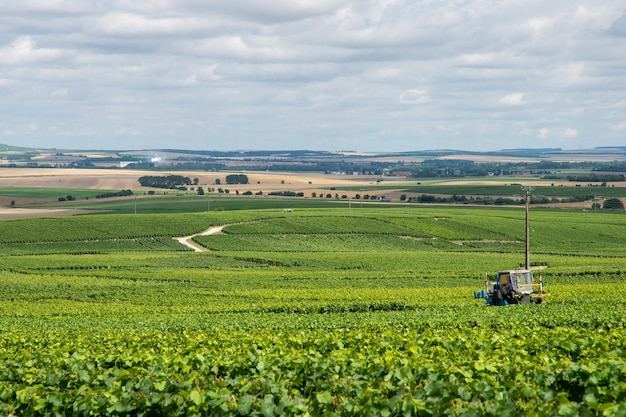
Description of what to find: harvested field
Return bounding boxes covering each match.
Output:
[0,208,95,218]
[0,168,382,191]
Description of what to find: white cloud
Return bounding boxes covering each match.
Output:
[209,0,350,24]
[400,89,428,104]
[521,16,552,38]
[0,36,63,65]
[612,122,626,131]
[499,93,524,106]
[90,13,217,37]
[537,128,549,139]
[51,88,69,97]
[553,62,587,87]
[563,128,578,138]
[457,53,496,66]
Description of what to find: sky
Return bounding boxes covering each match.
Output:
[1,0,625,152]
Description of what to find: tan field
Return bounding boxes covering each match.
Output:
[0,207,94,218]
[0,168,386,190]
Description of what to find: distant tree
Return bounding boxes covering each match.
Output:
[197,186,204,196]
[96,190,133,199]
[311,192,317,198]
[138,175,191,189]
[215,179,221,185]
[400,194,407,201]
[567,174,625,182]
[226,174,249,185]
[10,200,15,207]
[494,197,515,205]
[603,198,624,210]
[193,177,199,185]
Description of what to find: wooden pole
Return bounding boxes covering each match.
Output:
[524,187,530,270]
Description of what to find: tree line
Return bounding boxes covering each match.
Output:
[138,175,196,189]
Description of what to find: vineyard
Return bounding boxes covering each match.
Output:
[1,206,625,416]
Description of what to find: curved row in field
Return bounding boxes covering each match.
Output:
[189,210,626,255]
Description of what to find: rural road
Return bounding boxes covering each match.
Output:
[174,225,226,252]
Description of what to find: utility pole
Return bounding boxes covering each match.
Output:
[521,186,534,270]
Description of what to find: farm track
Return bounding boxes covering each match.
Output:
[174,225,226,252]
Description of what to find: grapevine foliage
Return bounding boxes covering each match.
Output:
[1,207,625,415]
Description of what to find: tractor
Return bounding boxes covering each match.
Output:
[474,269,545,306]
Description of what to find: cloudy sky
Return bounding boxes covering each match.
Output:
[1,1,625,152]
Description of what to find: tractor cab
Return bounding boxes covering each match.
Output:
[474,269,545,306]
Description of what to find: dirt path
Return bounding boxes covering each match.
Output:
[174,225,226,252]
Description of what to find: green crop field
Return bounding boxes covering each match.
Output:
[335,183,626,199]
[48,195,355,214]
[402,184,626,198]
[1,206,625,416]
[0,186,116,200]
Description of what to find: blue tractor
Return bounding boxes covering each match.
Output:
[474,269,545,306]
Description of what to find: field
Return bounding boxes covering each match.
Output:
[1,202,625,416]
[0,168,379,196]
[1,164,625,224]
